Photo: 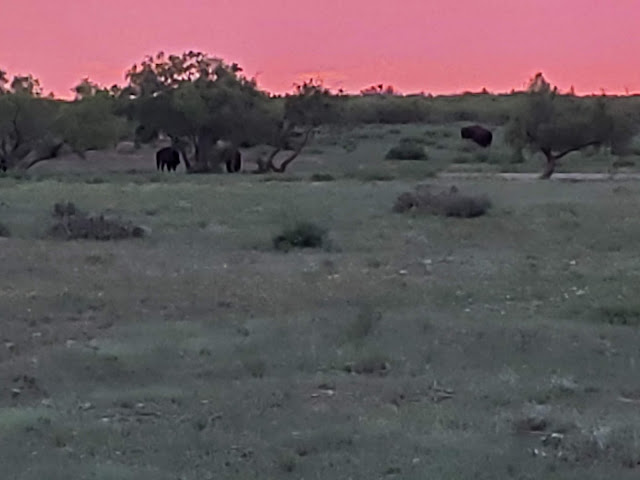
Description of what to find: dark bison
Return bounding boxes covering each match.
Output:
[461,125,493,148]
[225,149,242,173]
[156,147,181,172]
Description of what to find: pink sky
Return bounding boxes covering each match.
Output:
[2,0,639,98]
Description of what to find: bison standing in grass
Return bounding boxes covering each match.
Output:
[156,147,181,172]
[461,125,493,148]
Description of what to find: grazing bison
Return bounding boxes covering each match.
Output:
[215,140,242,173]
[156,147,181,172]
[461,125,493,148]
[225,149,242,173]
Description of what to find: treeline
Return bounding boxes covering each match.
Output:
[1,53,639,177]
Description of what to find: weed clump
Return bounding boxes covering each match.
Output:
[385,140,428,160]
[309,173,336,182]
[595,305,640,326]
[273,222,328,252]
[393,185,492,218]
[49,202,146,241]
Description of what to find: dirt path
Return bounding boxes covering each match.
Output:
[439,171,640,182]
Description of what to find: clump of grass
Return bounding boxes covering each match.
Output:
[393,185,492,218]
[399,135,427,145]
[346,171,395,182]
[452,155,472,164]
[275,450,298,473]
[0,221,10,237]
[594,305,640,326]
[344,305,382,342]
[309,173,336,182]
[85,177,105,184]
[559,425,640,468]
[385,141,428,160]
[241,356,267,379]
[612,158,635,168]
[473,152,490,163]
[273,221,328,252]
[49,202,146,241]
[343,350,390,375]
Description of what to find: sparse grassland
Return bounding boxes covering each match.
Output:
[1,123,640,479]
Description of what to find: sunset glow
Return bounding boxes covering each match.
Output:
[2,0,639,98]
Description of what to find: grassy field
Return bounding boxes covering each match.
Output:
[1,124,640,479]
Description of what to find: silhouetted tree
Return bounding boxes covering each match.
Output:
[0,71,124,170]
[123,51,278,173]
[505,73,637,179]
[254,79,341,173]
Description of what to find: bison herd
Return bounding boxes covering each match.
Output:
[153,125,492,174]
[155,143,243,174]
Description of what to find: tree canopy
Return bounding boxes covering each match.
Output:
[124,52,341,173]
[505,73,637,178]
[0,72,125,171]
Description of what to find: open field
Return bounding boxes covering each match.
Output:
[2,124,640,479]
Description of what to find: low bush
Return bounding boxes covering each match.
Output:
[385,141,427,160]
[49,202,146,241]
[273,221,328,252]
[393,185,492,218]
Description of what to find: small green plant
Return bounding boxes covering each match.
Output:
[273,221,328,252]
[385,142,427,160]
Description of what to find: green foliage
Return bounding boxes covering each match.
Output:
[273,221,328,251]
[346,95,430,124]
[284,79,341,128]
[0,71,123,170]
[55,95,126,151]
[124,51,278,170]
[0,92,59,167]
[505,73,638,158]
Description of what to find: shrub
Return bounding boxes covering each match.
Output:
[49,202,146,241]
[393,185,492,218]
[273,221,328,252]
[612,158,635,168]
[0,222,10,237]
[309,173,336,182]
[595,305,640,326]
[385,142,427,160]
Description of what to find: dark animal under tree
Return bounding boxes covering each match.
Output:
[156,147,181,172]
[461,125,493,148]
[225,149,242,173]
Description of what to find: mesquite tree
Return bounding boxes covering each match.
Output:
[505,73,636,179]
[0,72,124,171]
[123,51,278,173]
[254,79,341,173]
